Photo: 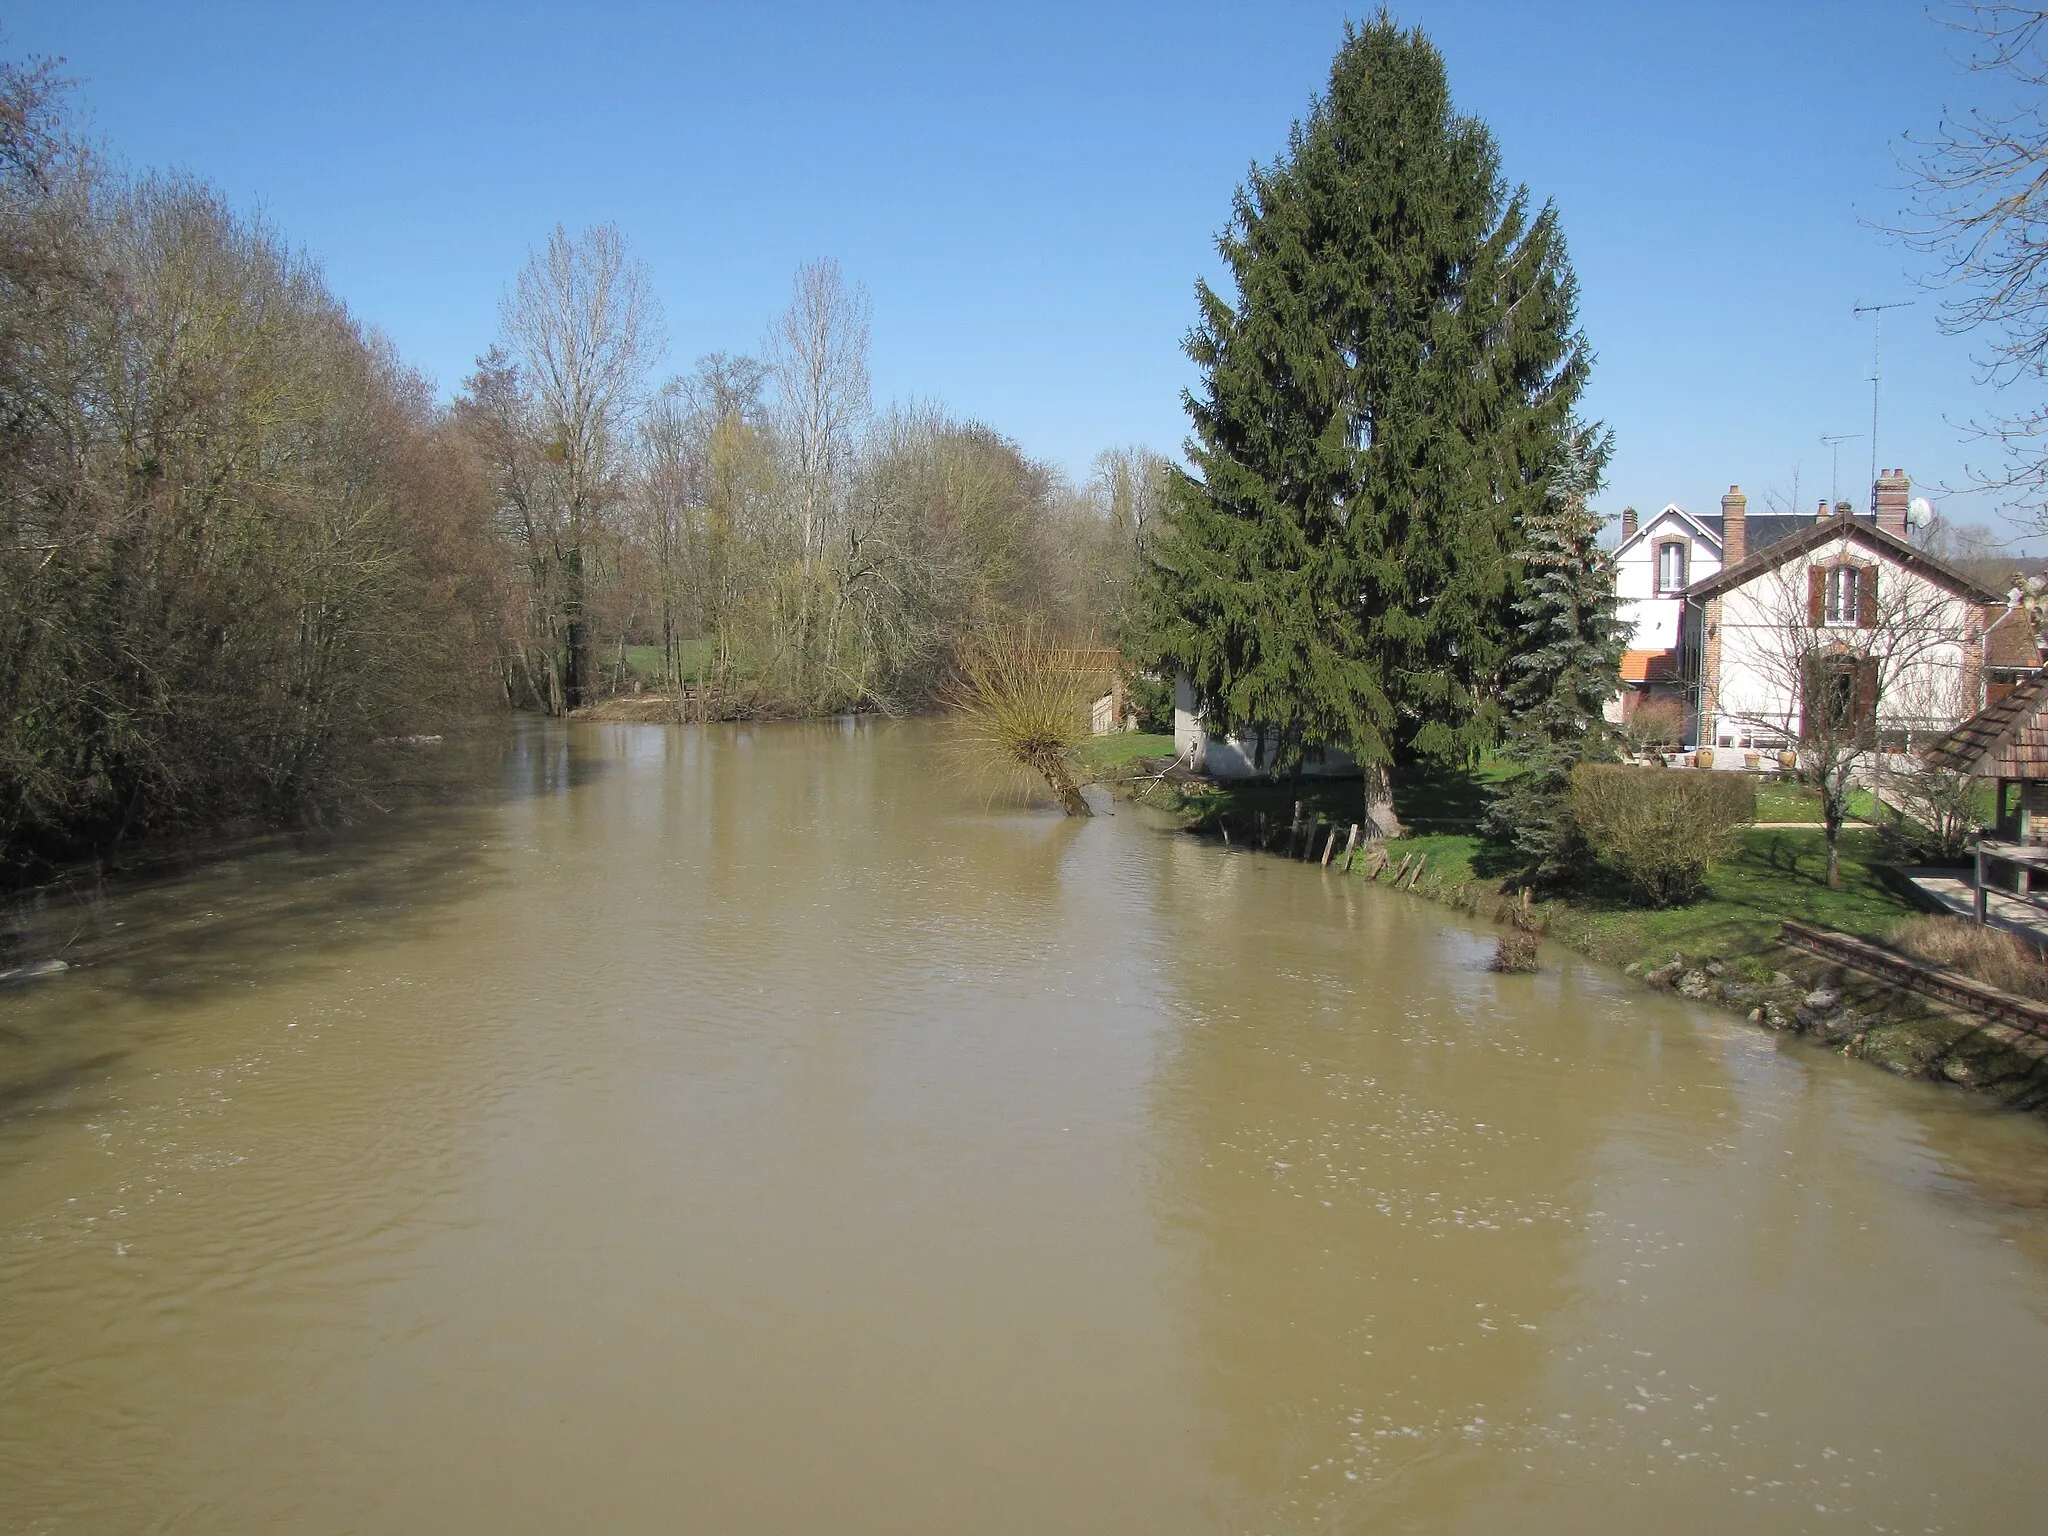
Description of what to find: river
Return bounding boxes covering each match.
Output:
[3,719,2048,1533]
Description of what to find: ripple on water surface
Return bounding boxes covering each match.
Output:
[3,718,2048,1533]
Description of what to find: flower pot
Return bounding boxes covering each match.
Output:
[1696,748,1714,769]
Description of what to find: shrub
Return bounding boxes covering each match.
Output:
[1490,930,1541,973]
[1569,764,1756,906]
[1125,672,1173,733]
[1889,915,2048,1001]
[1619,697,1686,758]
[1870,756,1981,864]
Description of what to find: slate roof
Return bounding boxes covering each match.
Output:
[1732,514,1818,558]
[1630,511,1850,562]
[1684,511,2005,605]
[1927,668,2048,777]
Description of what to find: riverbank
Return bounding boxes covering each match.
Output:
[0,724,513,909]
[1104,750,2048,1116]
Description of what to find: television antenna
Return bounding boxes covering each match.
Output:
[1819,431,1862,507]
[1852,300,1913,505]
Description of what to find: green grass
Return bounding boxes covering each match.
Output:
[1078,732,1177,772]
[1753,781,1881,823]
[620,640,718,684]
[1550,827,1915,966]
[1360,821,1917,969]
[1157,757,1922,973]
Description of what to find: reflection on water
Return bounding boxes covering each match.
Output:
[2,719,2047,1532]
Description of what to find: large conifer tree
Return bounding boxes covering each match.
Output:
[1145,15,1588,829]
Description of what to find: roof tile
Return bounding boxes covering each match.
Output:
[1928,668,2048,776]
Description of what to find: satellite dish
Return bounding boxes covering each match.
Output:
[1908,496,1934,527]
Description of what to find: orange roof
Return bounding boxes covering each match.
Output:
[1620,648,1677,684]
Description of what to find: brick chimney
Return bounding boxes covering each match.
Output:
[1874,467,1911,537]
[1720,485,1747,564]
[1620,506,1637,541]
[1815,498,1831,523]
[1834,500,1854,519]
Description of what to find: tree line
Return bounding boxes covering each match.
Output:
[0,55,1167,879]
[471,232,1168,720]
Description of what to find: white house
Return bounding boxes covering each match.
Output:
[1607,486,1816,725]
[1678,472,2028,760]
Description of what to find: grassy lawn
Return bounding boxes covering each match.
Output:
[620,639,718,684]
[1160,757,1922,972]
[1549,827,1915,967]
[1079,732,1177,773]
[1753,781,1881,823]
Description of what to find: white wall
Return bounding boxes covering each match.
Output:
[1173,674,1358,780]
[1704,536,1980,754]
[1614,505,1721,654]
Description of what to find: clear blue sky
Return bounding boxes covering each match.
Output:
[12,1,2032,536]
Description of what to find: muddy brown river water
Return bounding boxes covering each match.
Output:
[4,719,2048,1532]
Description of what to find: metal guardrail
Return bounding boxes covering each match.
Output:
[1778,918,2048,1040]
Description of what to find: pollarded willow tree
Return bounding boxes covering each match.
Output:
[1144,14,1589,832]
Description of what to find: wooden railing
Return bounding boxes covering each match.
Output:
[1778,919,2048,1039]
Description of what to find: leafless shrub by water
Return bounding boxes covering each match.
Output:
[943,627,1094,817]
[1490,930,1541,973]
[1889,914,2048,1000]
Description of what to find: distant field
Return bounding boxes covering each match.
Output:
[621,640,716,683]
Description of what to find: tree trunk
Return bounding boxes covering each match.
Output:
[1035,751,1094,818]
[562,541,587,712]
[1363,762,1402,838]
[1825,813,1843,890]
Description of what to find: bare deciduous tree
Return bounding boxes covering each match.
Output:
[498,223,662,710]
[768,258,870,704]
[1900,4,2048,512]
[1,61,502,877]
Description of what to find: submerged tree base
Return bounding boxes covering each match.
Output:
[944,626,1097,818]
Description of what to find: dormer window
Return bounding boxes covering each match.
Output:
[1655,539,1688,594]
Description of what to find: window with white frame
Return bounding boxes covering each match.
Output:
[1655,540,1687,594]
[1824,564,1863,626]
